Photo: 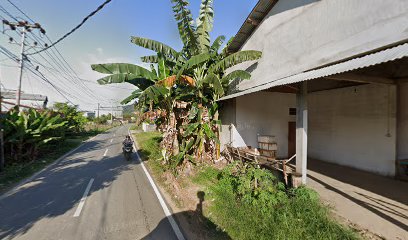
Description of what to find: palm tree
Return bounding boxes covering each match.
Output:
[91,0,262,167]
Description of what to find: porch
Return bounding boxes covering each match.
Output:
[307,158,408,239]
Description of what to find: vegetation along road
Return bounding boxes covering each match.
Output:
[0,125,183,240]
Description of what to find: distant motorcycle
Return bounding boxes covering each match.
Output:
[123,143,133,161]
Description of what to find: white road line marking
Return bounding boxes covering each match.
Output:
[103,149,109,157]
[110,139,113,143]
[128,130,185,240]
[73,178,94,217]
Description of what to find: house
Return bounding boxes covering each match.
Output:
[83,111,96,118]
[219,0,408,182]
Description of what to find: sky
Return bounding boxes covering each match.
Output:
[0,0,258,113]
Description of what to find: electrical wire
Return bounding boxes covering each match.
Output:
[26,0,113,55]
[0,45,79,106]
[0,10,109,104]
[0,3,122,108]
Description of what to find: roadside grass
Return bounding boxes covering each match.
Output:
[133,131,163,175]
[0,137,84,192]
[129,124,142,131]
[134,132,359,240]
[192,165,221,185]
[207,169,359,240]
[0,125,112,193]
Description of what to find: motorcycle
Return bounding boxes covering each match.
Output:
[123,143,133,161]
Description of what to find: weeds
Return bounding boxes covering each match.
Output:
[208,163,359,240]
[134,132,359,240]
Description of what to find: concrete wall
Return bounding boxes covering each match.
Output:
[230,0,408,92]
[233,91,296,158]
[398,82,408,160]
[308,84,397,176]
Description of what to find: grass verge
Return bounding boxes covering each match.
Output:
[134,131,360,240]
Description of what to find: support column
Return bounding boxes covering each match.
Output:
[296,81,308,184]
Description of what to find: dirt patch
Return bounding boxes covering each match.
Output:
[144,164,227,240]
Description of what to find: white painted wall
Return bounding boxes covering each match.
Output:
[233,91,296,158]
[308,84,397,176]
[398,83,408,160]
[229,0,408,93]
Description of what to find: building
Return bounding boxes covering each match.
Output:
[83,111,96,118]
[219,0,408,181]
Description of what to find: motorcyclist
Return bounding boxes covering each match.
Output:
[122,135,133,151]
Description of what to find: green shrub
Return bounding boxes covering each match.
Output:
[53,102,88,133]
[2,107,69,163]
[208,162,359,240]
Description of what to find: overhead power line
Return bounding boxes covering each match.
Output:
[6,0,34,22]
[0,3,111,104]
[26,0,113,55]
[0,45,77,106]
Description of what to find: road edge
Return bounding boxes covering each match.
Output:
[129,129,186,240]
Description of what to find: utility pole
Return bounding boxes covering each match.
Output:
[16,29,26,107]
[110,102,113,125]
[97,103,100,118]
[2,20,46,108]
[0,86,3,172]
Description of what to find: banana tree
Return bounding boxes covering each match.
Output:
[91,0,263,168]
[3,108,68,162]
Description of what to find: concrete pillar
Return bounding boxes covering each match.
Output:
[296,81,308,184]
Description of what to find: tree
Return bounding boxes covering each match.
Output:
[53,102,87,133]
[2,107,68,162]
[91,0,262,170]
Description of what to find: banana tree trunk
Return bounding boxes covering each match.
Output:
[214,110,220,159]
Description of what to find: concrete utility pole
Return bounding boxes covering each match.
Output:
[97,103,100,118]
[16,29,26,107]
[2,20,46,108]
[0,87,3,172]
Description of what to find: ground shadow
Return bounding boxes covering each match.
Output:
[0,128,140,239]
[307,159,408,205]
[308,175,408,232]
[141,191,230,240]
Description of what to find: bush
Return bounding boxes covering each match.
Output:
[2,107,69,163]
[53,102,88,133]
[208,163,358,240]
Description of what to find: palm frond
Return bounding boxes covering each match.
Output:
[196,0,214,52]
[211,35,226,53]
[204,73,224,96]
[96,74,154,90]
[121,89,143,105]
[176,52,211,79]
[91,63,157,80]
[131,36,179,58]
[221,36,235,56]
[209,50,262,73]
[171,0,198,55]
[141,55,158,63]
[221,70,251,83]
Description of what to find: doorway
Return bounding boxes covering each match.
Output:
[288,121,296,158]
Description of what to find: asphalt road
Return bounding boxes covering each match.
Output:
[0,126,180,240]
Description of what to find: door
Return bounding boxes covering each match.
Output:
[288,121,296,158]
